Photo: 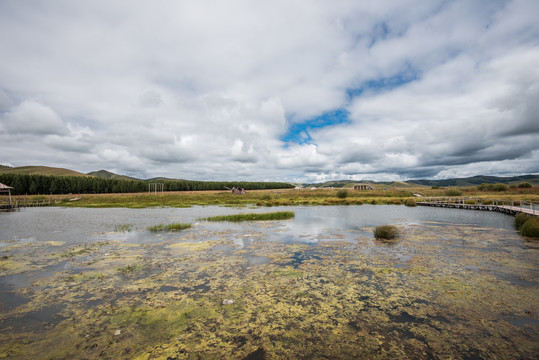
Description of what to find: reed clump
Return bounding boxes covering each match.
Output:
[147,223,191,232]
[404,199,417,207]
[519,217,539,239]
[203,211,295,222]
[515,213,532,230]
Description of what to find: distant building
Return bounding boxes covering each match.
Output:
[353,183,373,190]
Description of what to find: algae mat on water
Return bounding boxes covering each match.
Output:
[0,221,538,359]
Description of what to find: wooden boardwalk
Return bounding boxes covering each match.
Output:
[417,197,538,217]
[0,199,56,210]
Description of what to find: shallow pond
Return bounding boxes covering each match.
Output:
[0,205,538,359]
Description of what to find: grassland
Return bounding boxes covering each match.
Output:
[6,186,539,209]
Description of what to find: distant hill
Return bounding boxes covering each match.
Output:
[408,175,539,187]
[88,170,140,181]
[306,175,539,188]
[0,165,90,177]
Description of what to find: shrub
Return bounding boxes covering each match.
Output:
[445,188,462,196]
[520,218,539,238]
[479,183,509,191]
[478,183,489,191]
[336,189,348,199]
[431,186,439,189]
[404,199,417,207]
[374,225,399,240]
[515,213,533,230]
[492,183,508,192]
[518,182,532,188]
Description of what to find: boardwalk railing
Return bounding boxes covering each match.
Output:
[0,199,62,209]
[417,197,538,216]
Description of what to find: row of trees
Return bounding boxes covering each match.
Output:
[0,173,294,195]
[160,180,294,192]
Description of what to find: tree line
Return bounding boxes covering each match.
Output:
[0,173,294,195]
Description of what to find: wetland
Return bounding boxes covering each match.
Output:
[1,205,538,359]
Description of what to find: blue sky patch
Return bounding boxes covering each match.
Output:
[347,67,419,98]
[281,109,350,146]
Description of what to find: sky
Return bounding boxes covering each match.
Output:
[1,0,538,183]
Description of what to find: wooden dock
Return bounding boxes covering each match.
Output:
[417,197,538,217]
[1,199,57,210]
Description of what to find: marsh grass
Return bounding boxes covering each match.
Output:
[515,213,532,230]
[114,223,134,232]
[203,211,295,222]
[147,223,191,232]
[336,189,348,199]
[445,188,463,196]
[374,225,399,240]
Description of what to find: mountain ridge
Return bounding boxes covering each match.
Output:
[1,165,537,187]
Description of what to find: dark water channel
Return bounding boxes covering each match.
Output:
[0,205,538,359]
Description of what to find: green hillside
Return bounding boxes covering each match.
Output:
[408,175,539,187]
[88,170,139,181]
[306,175,539,189]
[0,165,90,177]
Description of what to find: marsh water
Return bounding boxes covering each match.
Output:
[0,205,538,359]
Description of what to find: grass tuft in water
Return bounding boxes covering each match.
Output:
[117,264,144,274]
[374,225,399,240]
[515,213,532,230]
[147,223,192,232]
[114,223,134,232]
[202,211,295,222]
[520,217,539,238]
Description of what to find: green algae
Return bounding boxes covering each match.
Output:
[0,219,538,359]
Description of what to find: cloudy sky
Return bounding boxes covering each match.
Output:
[1,0,538,182]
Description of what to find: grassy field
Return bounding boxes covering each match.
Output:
[6,186,539,208]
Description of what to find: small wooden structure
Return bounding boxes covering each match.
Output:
[230,187,245,195]
[0,182,14,210]
[225,186,246,195]
[353,183,373,190]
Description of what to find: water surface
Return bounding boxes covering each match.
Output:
[0,205,537,359]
